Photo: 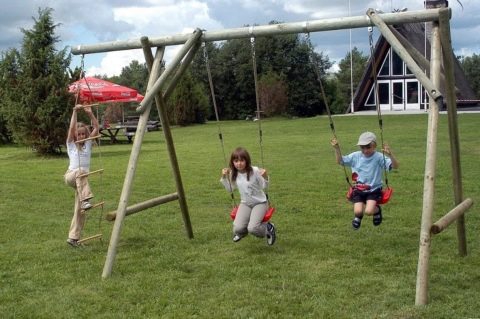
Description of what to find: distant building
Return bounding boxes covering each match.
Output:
[352,0,479,112]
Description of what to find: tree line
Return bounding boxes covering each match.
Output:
[1,8,478,154]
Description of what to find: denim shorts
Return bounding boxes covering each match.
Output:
[350,188,382,204]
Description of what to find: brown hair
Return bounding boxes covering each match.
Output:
[229,147,253,182]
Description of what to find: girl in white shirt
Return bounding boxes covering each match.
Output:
[64,105,99,247]
[221,147,276,245]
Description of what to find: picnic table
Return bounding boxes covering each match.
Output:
[100,119,160,144]
[100,125,127,143]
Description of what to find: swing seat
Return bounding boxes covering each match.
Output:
[378,187,393,205]
[346,186,393,205]
[230,206,275,222]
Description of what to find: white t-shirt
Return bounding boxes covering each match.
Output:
[221,166,269,206]
[67,140,92,171]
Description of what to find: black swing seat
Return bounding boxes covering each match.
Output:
[230,205,275,222]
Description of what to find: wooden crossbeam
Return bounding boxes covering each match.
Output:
[75,103,100,109]
[75,134,102,144]
[77,234,102,244]
[106,193,179,221]
[431,198,473,235]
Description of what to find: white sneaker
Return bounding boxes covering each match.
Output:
[233,235,243,242]
[81,201,92,210]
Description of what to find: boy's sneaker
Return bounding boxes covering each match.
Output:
[67,238,80,247]
[81,200,92,210]
[373,206,383,226]
[233,234,243,242]
[352,216,362,230]
[266,222,276,246]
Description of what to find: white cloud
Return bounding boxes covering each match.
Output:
[1,0,479,77]
[83,0,223,76]
[85,49,144,77]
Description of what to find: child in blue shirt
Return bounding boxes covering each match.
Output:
[331,132,399,230]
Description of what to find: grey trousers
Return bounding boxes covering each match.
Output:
[233,202,268,238]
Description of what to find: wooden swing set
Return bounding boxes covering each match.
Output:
[71,4,473,306]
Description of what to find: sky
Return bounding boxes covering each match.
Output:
[0,0,478,76]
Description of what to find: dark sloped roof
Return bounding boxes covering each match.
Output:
[352,22,479,112]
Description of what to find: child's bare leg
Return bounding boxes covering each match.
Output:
[353,202,365,217]
[364,200,379,216]
[352,202,365,230]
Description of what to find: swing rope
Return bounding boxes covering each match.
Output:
[250,37,265,168]
[73,55,105,242]
[368,27,390,189]
[202,42,236,208]
[250,36,275,221]
[204,37,274,221]
[305,33,352,187]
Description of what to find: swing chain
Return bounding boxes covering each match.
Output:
[368,27,390,187]
[305,33,352,187]
[250,36,265,168]
[203,42,236,206]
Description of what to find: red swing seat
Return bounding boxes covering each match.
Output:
[230,205,275,222]
[345,172,393,205]
[346,186,393,205]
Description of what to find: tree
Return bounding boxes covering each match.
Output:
[258,70,288,116]
[167,69,210,126]
[0,49,19,144]
[189,23,334,119]
[459,53,480,99]
[109,60,150,122]
[0,8,72,154]
[335,47,369,114]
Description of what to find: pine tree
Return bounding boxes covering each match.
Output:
[0,8,72,154]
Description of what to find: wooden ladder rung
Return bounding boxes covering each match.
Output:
[81,201,105,213]
[77,234,102,244]
[75,134,102,144]
[77,169,104,178]
[76,103,100,109]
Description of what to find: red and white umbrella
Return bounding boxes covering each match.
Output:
[69,77,144,104]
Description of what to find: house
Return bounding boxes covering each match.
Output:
[352,1,479,112]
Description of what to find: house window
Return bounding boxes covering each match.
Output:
[405,65,413,75]
[366,86,375,106]
[406,81,419,103]
[378,82,390,104]
[392,50,403,75]
[379,51,390,76]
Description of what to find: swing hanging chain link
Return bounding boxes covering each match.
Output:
[250,36,265,169]
[203,42,236,207]
[368,27,390,188]
[250,36,274,206]
[305,33,352,187]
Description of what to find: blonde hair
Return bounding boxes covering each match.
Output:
[75,122,91,148]
[76,122,91,136]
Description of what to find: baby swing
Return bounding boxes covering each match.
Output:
[203,38,275,222]
[306,31,393,205]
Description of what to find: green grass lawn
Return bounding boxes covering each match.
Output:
[0,114,479,318]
